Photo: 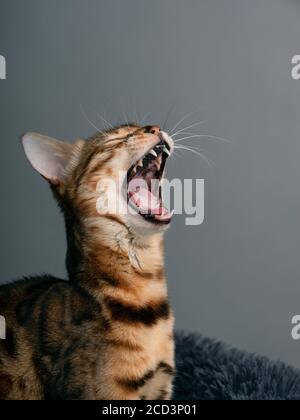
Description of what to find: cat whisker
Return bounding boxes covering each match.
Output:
[121,109,130,129]
[165,149,183,164]
[172,121,206,137]
[95,112,114,130]
[119,100,131,129]
[172,131,200,137]
[174,135,209,143]
[175,134,232,144]
[162,102,177,131]
[169,107,206,134]
[140,112,151,126]
[132,108,140,125]
[174,144,214,167]
[173,150,185,160]
[80,105,105,135]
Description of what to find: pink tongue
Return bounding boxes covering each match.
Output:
[128,180,172,221]
[129,187,162,215]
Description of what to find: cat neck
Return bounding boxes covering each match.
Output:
[66,214,168,301]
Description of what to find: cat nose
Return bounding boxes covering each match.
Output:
[143,125,161,135]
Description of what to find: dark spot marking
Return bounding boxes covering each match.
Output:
[102,316,111,331]
[1,328,17,358]
[75,147,102,189]
[117,369,155,391]
[132,268,154,280]
[158,362,175,376]
[104,297,170,326]
[0,293,7,311]
[156,268,165,279]
[16,278,61,326]
[132,267,165,281]
[0,374,13,399]
[144,126,159,134]
[106,338,142,352]
[71,308,95,325]
[157,388,169,400]
[19,378,27,391]
[99,271,120,287]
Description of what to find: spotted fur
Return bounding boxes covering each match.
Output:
[0,124,175,400]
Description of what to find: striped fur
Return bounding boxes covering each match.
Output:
[0,124,175,400]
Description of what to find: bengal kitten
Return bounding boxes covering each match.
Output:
[0,124,175,400]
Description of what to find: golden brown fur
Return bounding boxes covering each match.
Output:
[0,124,175,400]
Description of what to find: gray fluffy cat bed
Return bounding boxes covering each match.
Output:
[173,332,300,400]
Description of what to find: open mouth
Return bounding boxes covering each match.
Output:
[127,136,172,225]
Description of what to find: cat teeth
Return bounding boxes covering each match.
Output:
[154,155,162,171]
[132,145,170,174]
[163,147,170,156]
[149,149,158,157]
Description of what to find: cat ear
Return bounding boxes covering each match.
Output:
[22,132,74,185]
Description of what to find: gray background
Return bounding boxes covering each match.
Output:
[1,0,300,367]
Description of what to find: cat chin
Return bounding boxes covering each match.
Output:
[125,213,170,236]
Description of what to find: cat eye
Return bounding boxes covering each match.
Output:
[124,134,134,143]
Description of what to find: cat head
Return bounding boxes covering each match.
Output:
[22,124,174,236]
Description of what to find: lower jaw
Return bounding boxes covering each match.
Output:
[141,213,172,225]
[126,197,173,226]
[125,176,173,226]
